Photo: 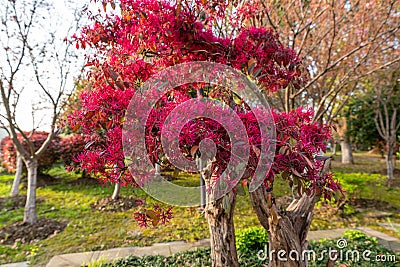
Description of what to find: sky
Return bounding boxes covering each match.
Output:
[0,0,103,136]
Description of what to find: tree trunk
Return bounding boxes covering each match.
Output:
[386,144,394,187]
[24,158,38,224]
[332,141,337,156]
[250,187,317,267]
[111,183,120,200]
[205,189,239,267]
[199,157,239,267]
[10,153,23,197]
[340,137,354,164]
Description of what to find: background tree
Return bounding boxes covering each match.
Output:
[0,132,62,174]
[59,78,122,198]
[70,1,341,266]
[346,97,382,152]
[334,117,354,164]
[370,68,400,186]
[244,0,400,164]
[0,0,82,223]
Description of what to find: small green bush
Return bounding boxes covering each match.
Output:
[235,226,269,255]
[99,230,399,267]
[98,248,212,267]
[96,247,265,267]
[308,230,398,267]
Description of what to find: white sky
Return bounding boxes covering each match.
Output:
[0,0,104,135]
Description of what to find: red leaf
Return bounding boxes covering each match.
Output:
[301,153,315,169]
[106,120,113,129]
[72,123,81,132]
[190,145,199,157]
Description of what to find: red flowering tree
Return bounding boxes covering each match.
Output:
[1,132,61,197]
[70,1,341,266]
[59,134,86,166]
[0,132,62,173]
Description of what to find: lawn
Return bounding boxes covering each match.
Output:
[0,152,399,266]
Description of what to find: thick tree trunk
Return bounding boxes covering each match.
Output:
[199,158,239,267]
[10,153,23,197]
[340,137,354,164]
[111,183,120,200]
[24,158,38,224]
[250,187,317,267]
[205,190,239,267]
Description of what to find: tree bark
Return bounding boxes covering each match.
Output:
[205,189,239,267]
[250,187,317,267]
[199,158,239,267]
[111,183,120,200]
[10,153,23,197]
[340,137,354,164]
[24,158,38,224]
[386,142,394,187]
[332,141,337,156]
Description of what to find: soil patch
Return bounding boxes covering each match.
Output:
[161,173,177,181]
[68,177,100,186]
[0,218,67,245]
[275,196,399,227]
[21,173,58,189]
[349,198,399,212]
[379,168,400,183]
[0,196,43,211]
[90,196,143,212]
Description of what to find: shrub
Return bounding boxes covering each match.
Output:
[308,230,399,267]
[0,132,62,173]
[97,247,264,267]
[235,226,269,255]
[59,134,86,166]
[0,133,86,174]
[99,231,399,267]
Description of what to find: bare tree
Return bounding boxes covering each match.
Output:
[10,152,23,197]
[334,117,354,164]
[245,0,400,163]
[0,0,83,223]
[372,68,400,186]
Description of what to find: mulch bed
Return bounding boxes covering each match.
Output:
[161,173,178,181]
[0,196,43,211]
[90,196,143,212]
[0,218,68,245]
[275,196,399,218]
[20,173,59,189]
[68,177,100,186]
[349,198,399,212]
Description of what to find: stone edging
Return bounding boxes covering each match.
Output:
[45,239,210,267]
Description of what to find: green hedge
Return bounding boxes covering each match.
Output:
[236,226,268,255]
[96,230,399,267]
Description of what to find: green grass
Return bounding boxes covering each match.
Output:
[0,169,259,265]
[0,152,399,265]
[329,151,387,174]
[338,172,400,207]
